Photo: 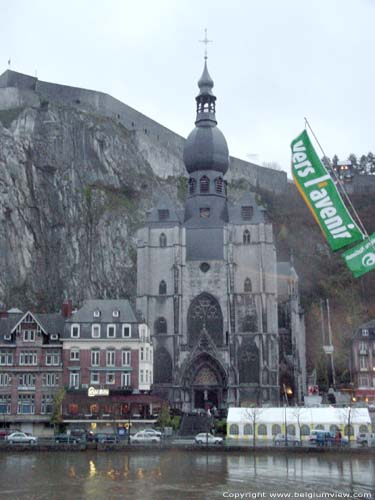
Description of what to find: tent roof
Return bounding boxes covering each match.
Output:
[227,407,371,425]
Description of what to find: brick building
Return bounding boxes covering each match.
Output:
[61,299,158,433]
[351,320,375,403]
[0,308,64,436]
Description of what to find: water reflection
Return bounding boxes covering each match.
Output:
[0,451,373,500]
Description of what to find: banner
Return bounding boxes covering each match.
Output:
[342,233,375,277]
[291,130,363,251]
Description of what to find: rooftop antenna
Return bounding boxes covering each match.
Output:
[7,58,11,68]
[199,28,213,60]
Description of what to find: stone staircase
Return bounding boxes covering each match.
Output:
[179,414,212,437]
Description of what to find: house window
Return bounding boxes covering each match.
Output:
[91,371,100,385]
[241,206,253,220]
[0,373,10,386]
[70,349,80,361]
[272,424,281,436]
[139,324,148,341]
[19,373,36,388]
[17,394,35,414]
[0,395,11,414]
[92,324,100,338]
[122,350,131,366]
[23,330,35,342]
[0,351,13,366]
[258,424,267,436]
[93,310,101,318]
[244,277,252,293]
[160,233,167,247]
[215,177,223,193]
[106,350,115,367]
[107,324,116,338]
[140,347,144,361]
[359,375,369,387]
[360,356,368,370]
[158,209,170,220]
[362,329,369,336]
[68,404,78,415]
[122,324,131,338]
[71,324,80,338]
[140,370,144,383]
[41,395,54,414]
[19,351,37,365]
[45,351,60,366]
[121,372,131,387]
[243,229,251,245]
[159,280,167,295]
[42,373,59,387]
[106,372,115,384]
[91,350,100,366]
[113,310,120,318]
[229,424,239,435]
[69,371,80,388]
[145,347,149,361]
[200,175,210,193]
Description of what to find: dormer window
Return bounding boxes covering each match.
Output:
[158,209,169,221]
[113,310,120,318]
[93,310,101,318]
[122,324,131,338]
[241,206,253,220]
[23,330,35,342]
[92,324,100,338]
[71,324,80,338]
[362,329,369,336]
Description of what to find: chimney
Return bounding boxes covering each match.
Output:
[0,303,8,318]
[62,300,73,318]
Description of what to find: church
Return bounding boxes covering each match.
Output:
[136,58,306,411]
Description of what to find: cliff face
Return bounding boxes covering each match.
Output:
[0,104,165,310]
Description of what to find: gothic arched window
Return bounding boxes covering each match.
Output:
[200,175,210,193]
[154,347,172,383]
[215,177,223,193]
[243,229,251,245]
[244,278,252,293]
[154,317,167,335]
[242,314,257,332]
[187,293,223,347]
[189,178,196,194]
[159,233,167,247]
[239,337,259,383]
[159,280,167,295]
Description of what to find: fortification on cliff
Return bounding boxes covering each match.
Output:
[0,69,287,193]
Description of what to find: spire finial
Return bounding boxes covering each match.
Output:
[199,28,213,60]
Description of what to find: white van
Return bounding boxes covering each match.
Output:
[356,432,375,446]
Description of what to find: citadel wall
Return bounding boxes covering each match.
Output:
[0,69,287,192]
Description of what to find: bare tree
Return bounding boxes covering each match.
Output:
[244,406,264,447]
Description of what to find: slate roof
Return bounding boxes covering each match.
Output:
[0,311,64,340]
[65,299,137,324]
[146,194,182,226]
[353,319,375,339]
[228,192,266,225]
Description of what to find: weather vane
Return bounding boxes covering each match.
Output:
[199,28,213,60]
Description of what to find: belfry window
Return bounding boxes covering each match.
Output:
[243,229,251,245]
[241,206,253,220]
[215,177,223,193]
[200,176,210,193]
[155,317,167,334]
[159,280,167,295]
[160,233,167,247]
[189,178,196,194]
[244,278,252,293]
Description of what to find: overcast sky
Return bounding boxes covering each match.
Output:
[1,0,375,176]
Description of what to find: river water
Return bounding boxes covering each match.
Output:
[0,450,373,500]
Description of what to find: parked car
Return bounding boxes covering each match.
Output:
[94,433,119,444]
[54,433,83,444]
[356,433,375,446]
[0,429,21,440]
[194,433,223,445]
[6,432,38,444]
[130,431,161,444]
[274,434,301,446]
[142,428,163,437]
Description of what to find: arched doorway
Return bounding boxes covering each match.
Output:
[183,353,227,410]
[187,293,223,347]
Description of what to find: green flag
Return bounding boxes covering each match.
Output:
[342,233,375,277]
[291,130,363,251]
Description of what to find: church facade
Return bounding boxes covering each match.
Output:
[136,60,306,411]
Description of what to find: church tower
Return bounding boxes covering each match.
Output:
[136,57,287,411]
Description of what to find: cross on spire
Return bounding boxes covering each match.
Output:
[199,28,213,60]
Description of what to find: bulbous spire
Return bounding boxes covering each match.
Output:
[198,61,214,96]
